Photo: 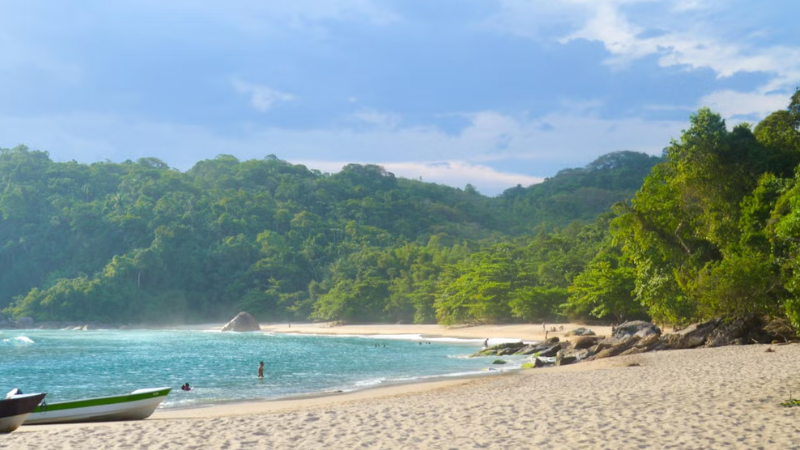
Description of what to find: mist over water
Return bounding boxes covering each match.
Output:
[0,330,523,409]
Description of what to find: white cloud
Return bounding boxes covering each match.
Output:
[232,79,295,112]
[489,0,800,119]
[482,0,586,39]
[699,90,790,119]
[670,0,709,12]
[295,159,544,194]
[350,109,401,129]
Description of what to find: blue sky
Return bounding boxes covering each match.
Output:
[1,0,798,195]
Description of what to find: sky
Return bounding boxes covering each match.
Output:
[1,1,798,196]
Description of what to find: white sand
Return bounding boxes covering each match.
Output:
[5,324,800,449]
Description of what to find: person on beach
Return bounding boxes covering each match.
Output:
[483,339,489,348]
[258,361,264,378]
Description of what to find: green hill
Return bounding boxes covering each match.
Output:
[0,146,658,324]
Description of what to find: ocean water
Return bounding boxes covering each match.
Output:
[0,329,526,409]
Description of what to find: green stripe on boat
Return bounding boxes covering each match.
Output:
[33,388,171,413]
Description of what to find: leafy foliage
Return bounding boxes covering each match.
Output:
[0,146,653,325]
[6,90,800,333]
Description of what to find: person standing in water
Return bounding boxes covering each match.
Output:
[258,361,264,378]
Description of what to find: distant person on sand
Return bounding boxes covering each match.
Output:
[258,361,264,378]
[542,322,546,332]
[483,339,489,348]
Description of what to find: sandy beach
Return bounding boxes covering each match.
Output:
[4,323,800,449]
[262,321,613,343]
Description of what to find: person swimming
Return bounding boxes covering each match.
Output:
[181,383,192,391]
[258,361,264,378]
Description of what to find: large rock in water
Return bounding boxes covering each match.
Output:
[221,312,261,332]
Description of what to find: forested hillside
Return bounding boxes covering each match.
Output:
[569,90,800,332]
[499,151,662,231]
[7,87,800,332]
[0,145,656,324]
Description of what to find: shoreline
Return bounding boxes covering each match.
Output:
[9,322,606,418]
[154,322,558,413]
[9,323,799,448]
[6,341,800,448]
[259,321,615,344]
[8,321,613,343]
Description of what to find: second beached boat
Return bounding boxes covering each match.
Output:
[23,387,171,425]
[0,392,47,433]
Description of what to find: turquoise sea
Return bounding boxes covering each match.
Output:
[0,329,526,410]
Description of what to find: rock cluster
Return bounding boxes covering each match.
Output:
[221,311,261,332]
[474,316,786,368]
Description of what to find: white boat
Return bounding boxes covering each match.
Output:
[24,387,171,425]
[0,392,47,433]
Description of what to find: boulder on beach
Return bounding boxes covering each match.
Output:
[221,312,261,332]
[571,335,600,349]
[613,320,660,340]
[556,355,577,366]
[705,315,773,347]
[567,327,596,336]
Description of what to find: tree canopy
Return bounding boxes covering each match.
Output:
[0,145,656,325]
[6,90,800,334]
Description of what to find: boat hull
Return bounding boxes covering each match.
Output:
[24,387,171,425]
[0,393,47,433]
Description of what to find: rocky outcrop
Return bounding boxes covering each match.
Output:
[221,312,261,332]
[659,319,720,350]
[475,342,524,356]
[571,335,601,349]
[591,336,640,360]
[472,317,792,370]
[556,354,577,366]
[567,327,596,336]
[705,315,773,347]
[476,341,562,357]
[613,320,660,340]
